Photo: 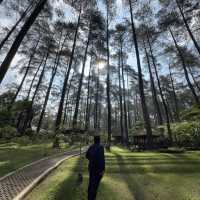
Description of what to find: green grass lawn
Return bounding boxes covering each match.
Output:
[0,140,77,177]
[25,146,200,200]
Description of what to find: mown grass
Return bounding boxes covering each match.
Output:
[25,146,200,200]
[0,140,77,177]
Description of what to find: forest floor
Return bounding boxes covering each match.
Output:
[25,146,200,200]
[0,140,78,177]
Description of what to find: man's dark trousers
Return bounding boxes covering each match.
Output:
[88,172,102,200]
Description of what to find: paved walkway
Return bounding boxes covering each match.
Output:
[0,149,84,200]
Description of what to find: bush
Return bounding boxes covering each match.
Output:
[25,128,36,136]
[52,134,65,148]
[181,105,200,121]
[0,126,18,139]
[172,121,200,147]
[11,136,32,145]
[0,109,13,127]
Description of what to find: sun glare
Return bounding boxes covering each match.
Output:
[98,61,106,70]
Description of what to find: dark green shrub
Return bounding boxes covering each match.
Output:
[172,121,200,147]
[0,126,18,139]
[11,136,31,145]
[25,128,36,136]
[52,134,65,148]
[0,109,13,127]
[181,105,200,121]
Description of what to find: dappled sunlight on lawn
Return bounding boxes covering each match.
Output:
[25,146,200,200]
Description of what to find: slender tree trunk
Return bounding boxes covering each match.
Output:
[165,96,174,123]
[36,69,55,133]
[0,1,34,51]
[176,0,200,56]
[22,51,49,132]
[106,4,112,149]
[168,64,180,121]
[147,33,172,143]
[128,0,152,147]
[37,31,67,133]
[126,71,132,129]
[67,88,76,127]
[117,51,124,142]
[170,28,200,105]
[0,0,47,84]
[188,66,200,92]
[94,65,100,130]
[72,27,91,128]
[120,43,129,144]
[31,52,49,103]
[133,94,138,123]
[63,71,75,126]
[26,54,45,100]
[98,98,101,129]
[143,40,163,125]
[55,10,81,130]
[85,56,93,130]
[9,37,40,109]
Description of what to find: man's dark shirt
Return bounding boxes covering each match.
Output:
[86,144,105,175]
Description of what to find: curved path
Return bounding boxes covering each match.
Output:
[0,148,85,200]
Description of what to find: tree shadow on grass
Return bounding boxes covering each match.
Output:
[53,155,88,200]
[112,150,200,200]
[97,179,124,200]
[112,151,146,200]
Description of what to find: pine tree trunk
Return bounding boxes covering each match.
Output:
[94,66,100,130]
[37,31,67,133]
[147,34,172,143]
[72,26,91,128]
[22,51,49,132]
[168,64,180,121]
[98,99,101,129]
[9,37,40,109]
[176,0,200,56]
[55,10,81,130]
[126,71,132,129]
[63,71,75,126]
[106,4,112,149]
[26,54,45,100]
[0,1,34,51]
[31,52,49,103]
[188,66,200,92]
[165,96,174,123]
[133,95,138,123]
[85,56,92,130]
[120,43,129,144]
[0,0,47,84]
[117,51,124,142]
[128,0,153,148]
[143,40,163,125]
[36,69,55,133]
[67,88,76,127]
[170,28,200,105]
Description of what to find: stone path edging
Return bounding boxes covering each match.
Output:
[14,153,80,200]
[0,148,86,200]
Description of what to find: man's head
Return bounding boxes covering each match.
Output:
[94,136,100,144]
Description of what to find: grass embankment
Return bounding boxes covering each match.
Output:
[0,140,78,177]
[25,147,200,200]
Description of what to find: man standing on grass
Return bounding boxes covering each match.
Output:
[86,136,105,200]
